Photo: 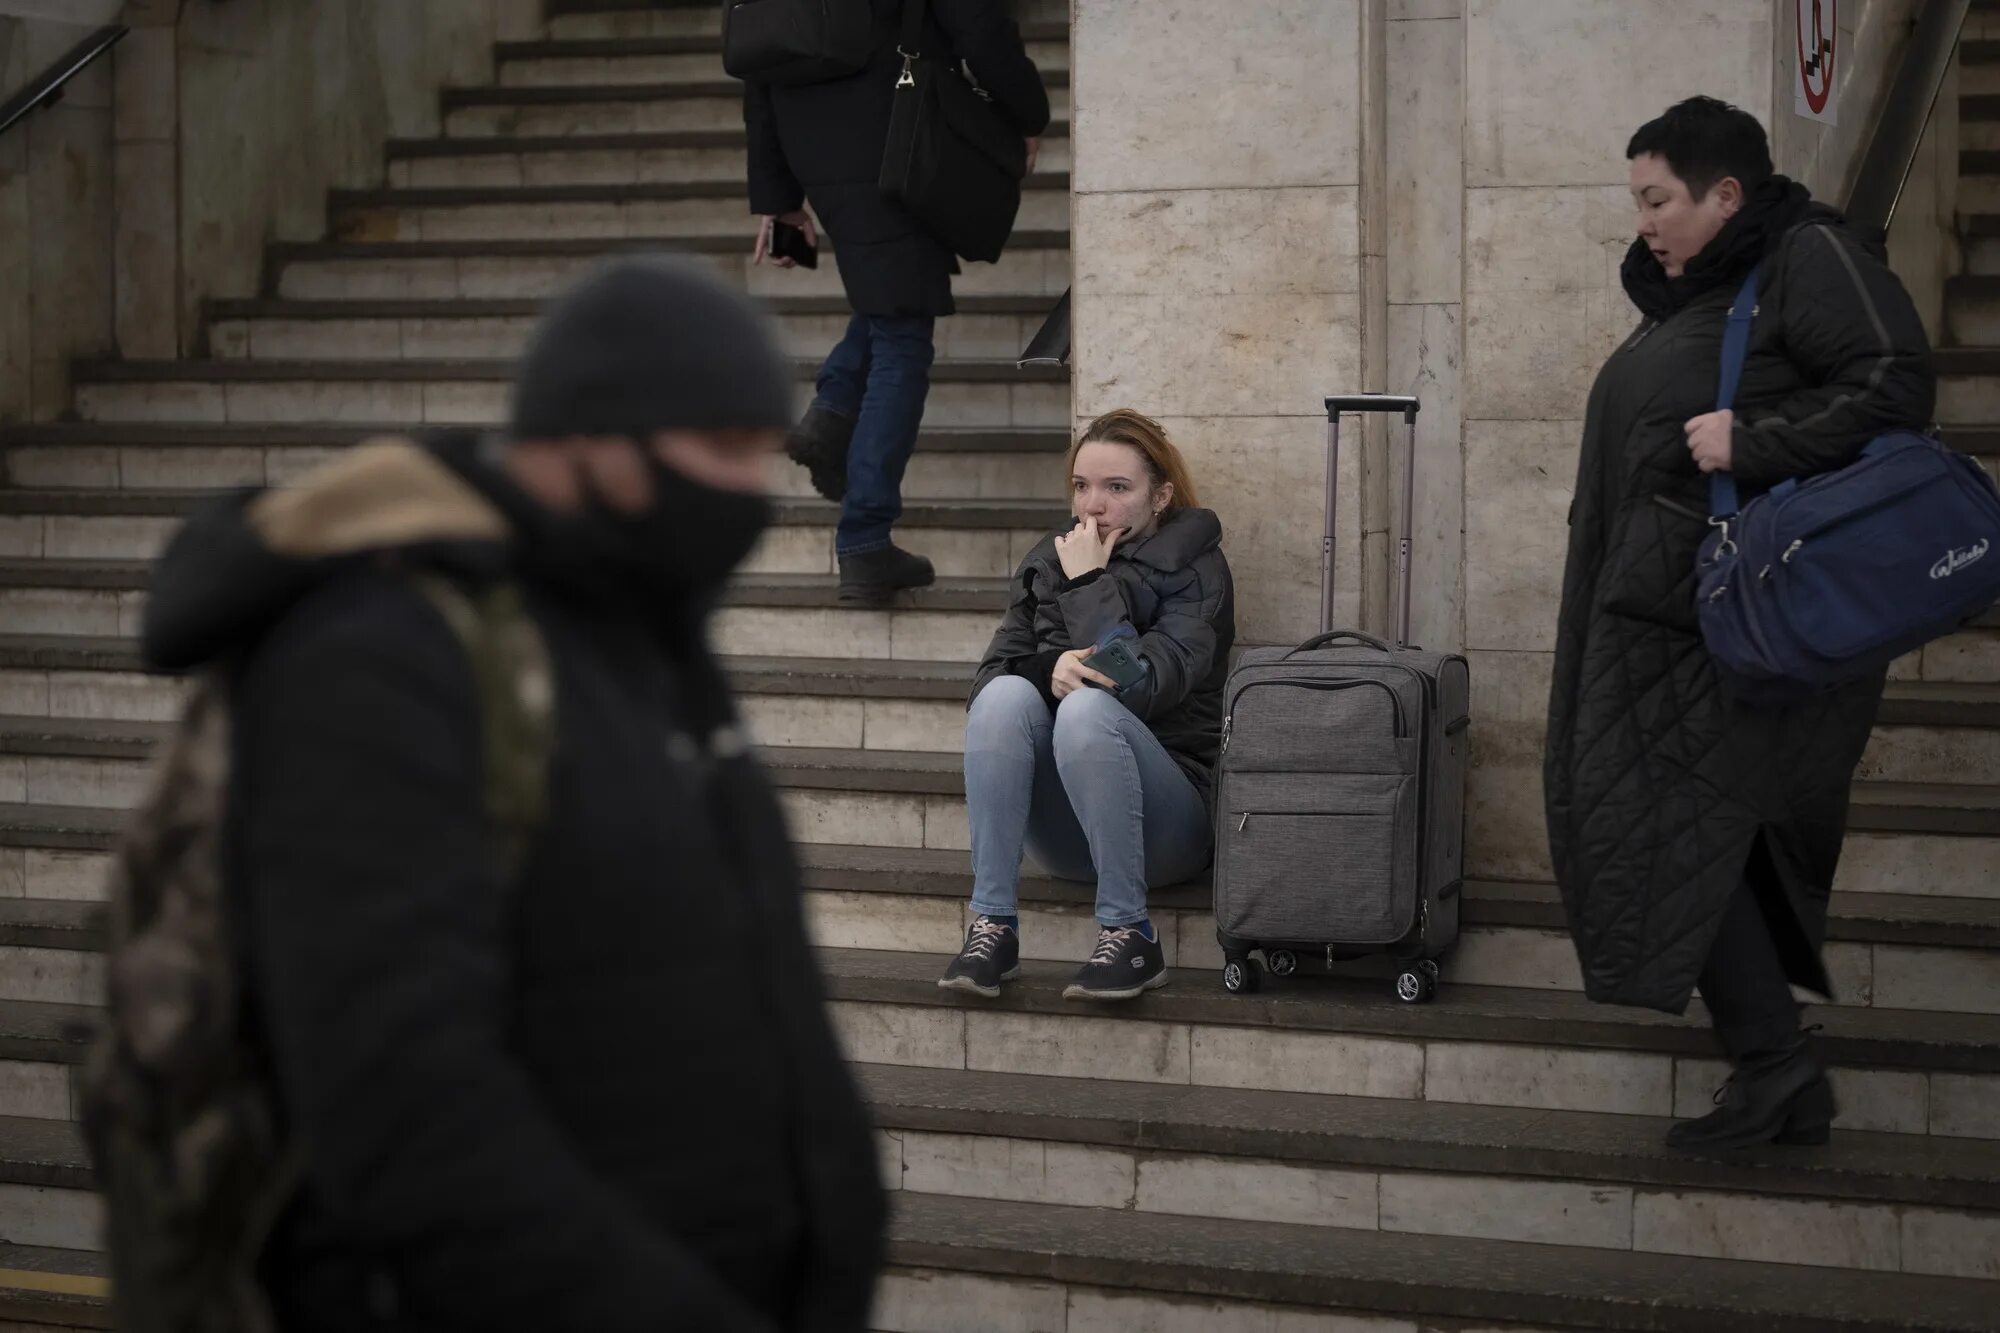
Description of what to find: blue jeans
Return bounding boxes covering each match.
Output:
[964,676,1214,928]
[812,312,937,556]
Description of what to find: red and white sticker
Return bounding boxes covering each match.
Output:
[1795,0,1838,124]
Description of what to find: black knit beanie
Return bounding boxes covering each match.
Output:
[510,255,794,441]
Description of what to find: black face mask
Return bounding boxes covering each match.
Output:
[553,455,772,608]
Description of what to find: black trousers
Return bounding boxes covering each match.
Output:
[1697,870,1803,1061]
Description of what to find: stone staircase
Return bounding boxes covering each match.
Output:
[0,1,1996,1328]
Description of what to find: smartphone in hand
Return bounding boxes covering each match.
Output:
[769,219,819,269]
[1082,638,1148,693]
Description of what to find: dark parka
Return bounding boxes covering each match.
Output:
[140,435,885,1333]
[1545,188,1935,1014]
[743,0,1051,316]
[972,507,1236,804]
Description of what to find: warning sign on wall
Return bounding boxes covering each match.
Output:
[1795,0,1838,124]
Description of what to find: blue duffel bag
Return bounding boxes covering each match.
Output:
[1696,266,2000,701]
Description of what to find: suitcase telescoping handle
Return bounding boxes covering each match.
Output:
[1285,630,1392,658]
[1320,394,1421,646]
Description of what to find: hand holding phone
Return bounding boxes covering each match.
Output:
[1081,637,1148,693]
[767,218,819,269]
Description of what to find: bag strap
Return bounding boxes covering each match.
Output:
[1709,265,1762,519]
[409,572,555,882]
[900,0,927,57]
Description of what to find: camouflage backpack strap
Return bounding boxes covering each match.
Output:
[407,572,556,880]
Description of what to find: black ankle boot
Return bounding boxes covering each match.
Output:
[787,407,854,503]
[837,544,935,603]
[1666,1029,1836,1151]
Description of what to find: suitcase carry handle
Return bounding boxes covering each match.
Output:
[1320,395,1423,645]
[1286,630,1392,657]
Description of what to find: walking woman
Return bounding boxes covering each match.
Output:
[941,410,1234,1001]
[1546,97,1934,1149]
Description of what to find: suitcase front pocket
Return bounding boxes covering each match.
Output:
[1215,774,1418,946]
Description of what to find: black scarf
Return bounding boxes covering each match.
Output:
[1620,174,1816,320]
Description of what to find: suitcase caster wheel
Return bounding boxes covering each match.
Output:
[1222,959,1259,994]
[1267,949,1298,978]
[1395,969,1436,1004]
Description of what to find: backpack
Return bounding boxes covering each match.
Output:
[80,571,555,1333]
[722,0,886,86]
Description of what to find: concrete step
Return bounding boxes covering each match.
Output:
[4,1104,1998,1333]
[206,294,1055,363]
[0,1243,103,1328]
[1,422,1070,502]
[539,0,1074,40]
[0,489,1063,578]
[443,74,1071,137]
[328,176,1071,244]
[864,1063,2000,1280]
[4,631,1997,850]
[69,358,1069,430]
[490,29,1069,89]
[386,123,1071,188]
[816,946,2000,1141]
[259,233,1072,303]
[9,826,1995,1016]
[878,1190,1999,1333]
[0,563,1007,661]
[9,1058,2000,1289]
[2,909,1998,1139]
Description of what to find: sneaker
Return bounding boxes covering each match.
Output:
[938,916,1020,998]
[837,543,936,604]
[1062,925,1168,1001]
[787,406,854,503]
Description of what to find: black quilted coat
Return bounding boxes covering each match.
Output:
[1545,180,1935,1014]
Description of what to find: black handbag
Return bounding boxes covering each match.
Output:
[877,0,1028,263]
[722,0,883,86]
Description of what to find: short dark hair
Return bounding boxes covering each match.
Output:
[1626,96,1772,200]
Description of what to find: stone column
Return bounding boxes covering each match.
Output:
[114,0,182,358]
[1069,0,1368,645]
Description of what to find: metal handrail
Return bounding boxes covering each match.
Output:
[1017,286,1069,368]
[1843,0,1971,232]
[0,24,128,141]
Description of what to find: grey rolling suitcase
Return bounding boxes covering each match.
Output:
[1212,395,1471,1004]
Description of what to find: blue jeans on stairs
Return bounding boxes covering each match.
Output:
[964,676,1214,929]
[811,312,936,556]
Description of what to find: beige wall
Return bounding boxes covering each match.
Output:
[1072,0,1941,887]
[1070,0,1368,644]
[0,15,117,422]
[0,0,537,424]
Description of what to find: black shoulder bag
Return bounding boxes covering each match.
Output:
[877,0,1028,263]
[722,0,883,86]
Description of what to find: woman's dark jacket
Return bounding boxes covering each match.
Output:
[140,434,885,1333]
[1544,178,1935,1014]
[743,0,1050,317]
[972,507,1236,803]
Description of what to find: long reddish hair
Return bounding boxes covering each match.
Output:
[1066,409,1201,510]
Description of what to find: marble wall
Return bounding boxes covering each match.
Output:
[0,0,537,424]
[0,14,116,422]
[1073,0,1938,885]
[173,0,541,347]
[1070,0,1368,643]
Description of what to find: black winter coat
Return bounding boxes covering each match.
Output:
[971,507,1236,805]
[141,435,885,1333]
[743,0,1050,316]
[1546,192,1935,1014]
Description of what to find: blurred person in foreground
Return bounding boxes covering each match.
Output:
[115,257,885,1331]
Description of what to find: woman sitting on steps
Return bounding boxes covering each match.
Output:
[941,410,1235,1001]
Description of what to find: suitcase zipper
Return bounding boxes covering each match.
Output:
[1222,677,1407,752]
